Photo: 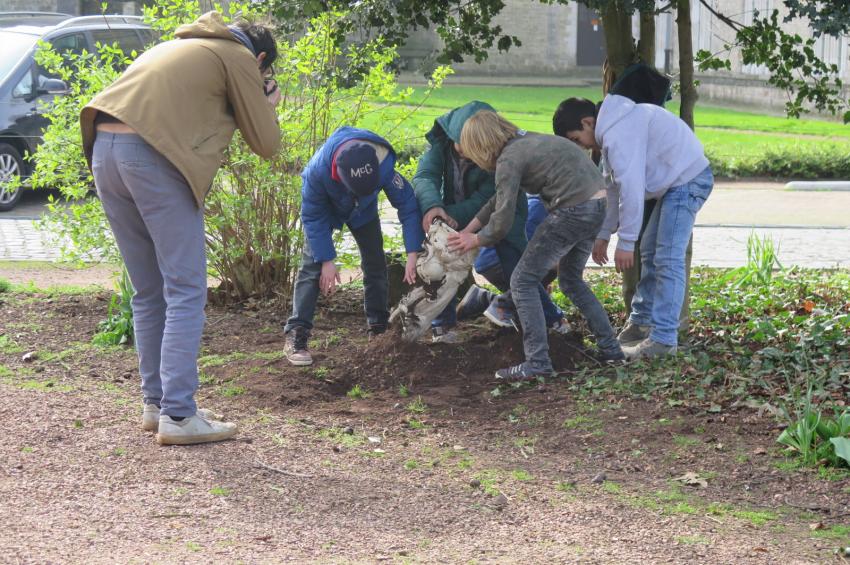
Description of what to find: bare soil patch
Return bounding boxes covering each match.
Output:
[1,288,848,563]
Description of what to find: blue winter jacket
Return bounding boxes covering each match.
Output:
[300,127,424,263]
[474,195,547,273]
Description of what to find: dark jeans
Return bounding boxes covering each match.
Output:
[511,198,619,371]
[285,216,388,334]
[432,238,561,328]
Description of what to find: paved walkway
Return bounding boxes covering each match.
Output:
[2,186,849,268]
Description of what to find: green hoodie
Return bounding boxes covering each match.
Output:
[412,101,527,249]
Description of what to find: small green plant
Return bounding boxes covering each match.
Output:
[313,366,330,380]
[404,459,419,470]
[219,384,246,397]
[210,486,230,496]
[511,469,533,481]
[398,384,410,397]
[406,396,427,414]
[602,481,622,494]
[0,278,11,293]
[347,384,370,399]
[92,266,134,346]
[722,232,783,288]
[406,418,426,430]
[777,390,850,468]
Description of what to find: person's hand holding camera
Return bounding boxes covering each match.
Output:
[264,79,281,106]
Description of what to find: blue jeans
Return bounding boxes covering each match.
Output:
[512,198,619,372]
[432,238,562,328]
[93,133,206,418]
[285,216,389,334]
[629,166,714,346]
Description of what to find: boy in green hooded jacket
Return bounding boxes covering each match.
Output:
[412,101,564,342]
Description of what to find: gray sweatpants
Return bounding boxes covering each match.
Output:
[92,132,206,418]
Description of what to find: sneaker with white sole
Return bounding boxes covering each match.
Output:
[431,326,460,344]
[494,362,555,383]
[284,327,313,366]
[484,301,517,329]
[548,318,571,335]
[156,413,238,445]
[142,404,223,432]
[617,322,652,347]
[622,338,677,361]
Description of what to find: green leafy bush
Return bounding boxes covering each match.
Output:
[708,145,850,179]
[31,0,451,302]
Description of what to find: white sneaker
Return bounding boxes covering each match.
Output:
[142,404,223,432]
[156,414,237,445]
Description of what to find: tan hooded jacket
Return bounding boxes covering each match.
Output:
[80,12,281,207]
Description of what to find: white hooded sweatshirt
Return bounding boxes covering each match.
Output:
[595,95,709,251]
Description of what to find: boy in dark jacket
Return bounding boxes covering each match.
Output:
[284,127,424,365]
[413,101,562,342]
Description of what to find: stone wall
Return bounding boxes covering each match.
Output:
[398,0,578,76]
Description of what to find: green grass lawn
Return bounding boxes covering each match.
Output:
[371,84,850,161]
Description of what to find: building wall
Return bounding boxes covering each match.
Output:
[398,0,579,76]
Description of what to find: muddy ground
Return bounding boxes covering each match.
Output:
[1,287,848,564]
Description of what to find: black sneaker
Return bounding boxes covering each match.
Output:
[367,325,387,340]
[494,363,555,382]
[284,328,312,366]
[590,347,626,363]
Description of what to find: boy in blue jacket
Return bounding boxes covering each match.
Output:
[284,127,424,366]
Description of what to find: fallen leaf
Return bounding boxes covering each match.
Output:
[809,522,824,531]
[753,447,767,455]
[803,300,815,313]
[672,472,708,488]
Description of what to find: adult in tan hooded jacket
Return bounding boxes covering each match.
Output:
[80,12,281,446]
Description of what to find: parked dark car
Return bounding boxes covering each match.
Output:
[0,12,156,211]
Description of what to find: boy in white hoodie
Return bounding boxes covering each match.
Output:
[552,96,713,359]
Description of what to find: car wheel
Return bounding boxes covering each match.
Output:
[0,143,26,212]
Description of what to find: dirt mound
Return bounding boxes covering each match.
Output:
[337,323,585,390]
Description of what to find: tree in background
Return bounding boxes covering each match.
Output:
[269,0,847,123]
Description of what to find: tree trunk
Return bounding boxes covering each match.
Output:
[600,1,636,87]
[676,0,697,130]
[638,6,656,65]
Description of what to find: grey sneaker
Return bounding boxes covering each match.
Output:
[484,301,517,329]
[431,326,460,344]
[284,328,313,366]
[549,318,571,335]
[456,285,493,321]
[156,414,238,445]
[142,404,223,432]
[622,338,677,361]
[617,322,652,347]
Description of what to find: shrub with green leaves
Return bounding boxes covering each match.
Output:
[707,145,850,180]
[31,0,451,301]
